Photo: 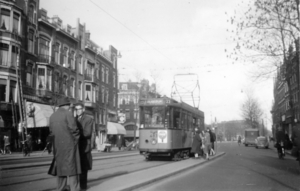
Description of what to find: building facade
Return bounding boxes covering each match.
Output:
[118,79,159,142]
[272,45,299,142]
[0,0,120,151]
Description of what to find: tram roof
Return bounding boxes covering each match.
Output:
[139,97,204,117]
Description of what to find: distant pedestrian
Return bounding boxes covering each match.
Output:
[209,128,216,155]
[191,129,202,159]
[26,133,32,155]
[75,102,94,190]
[48,97,81,191]
[203,129,212,160]
[46,135,53,154]
[4,135,11,154]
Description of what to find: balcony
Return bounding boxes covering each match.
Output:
[38,54,53,64]
[84,74,94,82]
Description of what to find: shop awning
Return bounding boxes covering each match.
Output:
[26,102,54,128]
[107,122,126,135]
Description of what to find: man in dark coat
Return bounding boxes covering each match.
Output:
[48,97,81,191]
[191,129,202,159]
[209,128,216,155]
[75,102,94,190]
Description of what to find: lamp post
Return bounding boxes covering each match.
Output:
[134,83,141,143]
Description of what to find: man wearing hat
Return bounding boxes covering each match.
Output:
[74,102,94,190]
[48,97,81,191]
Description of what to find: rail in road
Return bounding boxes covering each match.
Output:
[0,151,172,191]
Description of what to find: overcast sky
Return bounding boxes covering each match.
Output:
[40,0,273,129]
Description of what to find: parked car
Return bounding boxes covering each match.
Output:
[255,136,269,149]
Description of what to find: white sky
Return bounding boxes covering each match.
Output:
[40,0,274,129]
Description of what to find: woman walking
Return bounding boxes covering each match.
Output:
[191,129,202,159]
[203,129,212,160]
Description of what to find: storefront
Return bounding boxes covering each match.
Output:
[25,102,54,151]
[106,122,126,148]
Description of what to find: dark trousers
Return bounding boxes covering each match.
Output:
[57,175,80,191]
[211,142,215,150]
[80,170,88,189]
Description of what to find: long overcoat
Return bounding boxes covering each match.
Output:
[191,133,202,154]
[48,107,81,176]
[76,114,94,171]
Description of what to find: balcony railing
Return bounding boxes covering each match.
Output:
[38,54,53,64]
[84,74,94,81]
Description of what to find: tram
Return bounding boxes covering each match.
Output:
[138,97,205,160]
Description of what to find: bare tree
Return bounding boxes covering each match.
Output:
[227,0,299,80]
[240,91,263,129]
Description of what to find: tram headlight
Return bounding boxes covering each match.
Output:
[151,139,157,145]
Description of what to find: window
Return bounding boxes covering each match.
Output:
[70,51,75,70]
[54,71,60,93]
[106,68,109,83]
[0,42,9,66]
[99,110,103,124]
[28,4,36,23]
[63,47,69,67]
[113,72,116,88]
[86,62,94,81]
[37,67,52,91]
[63,75,68,95]
[95,86,99,101]
[121,84,127,90]
[28,30,34,54]
[78,81,82,100]
[13,12,20,34]
[70,77,75,98]
[92,85,96,102]
[26,63,33,87]
[101,86,105,103]
[85,84,92,102]
[54,42,60,64]
[39,36,50,63]
[11,45,19,67]
[1,8,10,30]
[125,110,130,119]
[101,66,105,82]
[140,106,165,128]
[106,89,109,103]
[9,81,16,102]
[78,55,83,74]
[0,79,6,101]
[37,67,45,89]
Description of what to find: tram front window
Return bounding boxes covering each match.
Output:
[141,106,165,128]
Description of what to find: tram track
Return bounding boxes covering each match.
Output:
[1,154,173,189]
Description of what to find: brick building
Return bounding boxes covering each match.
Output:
[0,0,120,150]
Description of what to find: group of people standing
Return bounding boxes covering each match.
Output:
[191,128,216,160]
[47,97,94,191]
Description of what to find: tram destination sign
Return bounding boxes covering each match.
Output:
[141,99,167,105]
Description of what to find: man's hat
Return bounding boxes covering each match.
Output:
[57,97,72,107]
[74,102,84,108]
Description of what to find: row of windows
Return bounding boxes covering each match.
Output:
[27,33,117,87]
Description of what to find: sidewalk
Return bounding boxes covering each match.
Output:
[89,152,225,191]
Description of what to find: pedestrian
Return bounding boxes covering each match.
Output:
[4,135,11,154]
[292,126,300,161]
[191,128,202,159]
[26,133,32,155]
[209,128,216,155]
[46,135,53,154]
[0,135,4,154]
[48,97,81,191]
[203,129,212,160]
[74,102,94,190]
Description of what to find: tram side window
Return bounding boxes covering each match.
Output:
[173,108,180,129]
[181,111,186,129]
[193,117,197,130]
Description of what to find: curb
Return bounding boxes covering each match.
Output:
[89,152,226,191]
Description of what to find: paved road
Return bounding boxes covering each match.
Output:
[139,142,300,191]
